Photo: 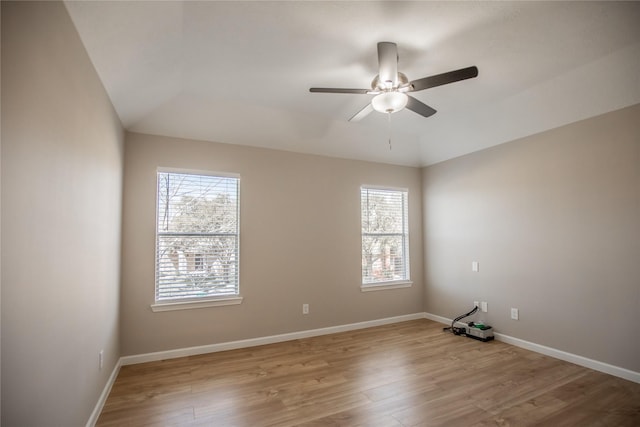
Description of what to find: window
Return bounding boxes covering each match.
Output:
[361,187,410,289]
[154,170,240,307]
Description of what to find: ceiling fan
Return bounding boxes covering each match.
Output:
[310,42,478,122]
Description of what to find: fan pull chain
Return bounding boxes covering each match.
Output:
[387,112,392,150]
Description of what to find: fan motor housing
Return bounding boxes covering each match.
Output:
[371,72,409,91]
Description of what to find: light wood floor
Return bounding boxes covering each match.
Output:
[97,319,640,426]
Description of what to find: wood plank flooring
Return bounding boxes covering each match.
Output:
[97,319,640,426]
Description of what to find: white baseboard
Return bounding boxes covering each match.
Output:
[87,310,638,426]
[423,312,453,325]
[423,312,640,384]
[120,312,425,366]
[86,358,122,427]
[87,312,422,425]
[493,332,640,384]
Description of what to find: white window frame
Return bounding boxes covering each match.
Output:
[360,186,412,292]
[151,168,242,312]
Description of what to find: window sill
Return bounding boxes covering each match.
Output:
[151,296,243,312]
[360,281,413,292]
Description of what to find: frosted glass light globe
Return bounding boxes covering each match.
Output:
[371,92,408,114]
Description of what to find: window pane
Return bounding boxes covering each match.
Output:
[362,235,406,283]
[156,172,239,301]
[361,190,406,234]
[158,173,238,234]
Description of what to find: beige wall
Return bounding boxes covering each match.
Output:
[1,2,123,425]
[121,132,424,355]
[422,104,640,372]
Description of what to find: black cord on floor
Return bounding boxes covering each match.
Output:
[443,306,479,335]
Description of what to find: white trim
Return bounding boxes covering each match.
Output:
[423,312,454,325]
[157,166,240,179]
[154,170,241,303]
[423,312,640,384]
[360,184,409,192]
[151,296,243,312]
[360,186,411,286]
[120,313,424,366]
[88,313,418,423]
[89,311,639,426]
[493,332,640,384]
[360,280,413,292]
[86,358,122,427]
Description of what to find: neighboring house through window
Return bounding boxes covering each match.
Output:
[361,186,411,290]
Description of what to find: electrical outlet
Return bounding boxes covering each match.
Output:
[99,350,104,370]
[511,308,519,320]
[474,301,480,308]
[481,301,488,313]
[302,304,309,315]
[472,261,479,272]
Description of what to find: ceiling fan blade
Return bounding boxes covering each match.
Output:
[410,66,478,92]
[377,42,398,88]
[310,88,369,94]
[406,96,437,118]
[349,103,374,122]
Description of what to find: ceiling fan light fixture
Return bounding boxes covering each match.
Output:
[371,92,408,114]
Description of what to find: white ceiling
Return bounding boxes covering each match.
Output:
[65,1,640,167]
